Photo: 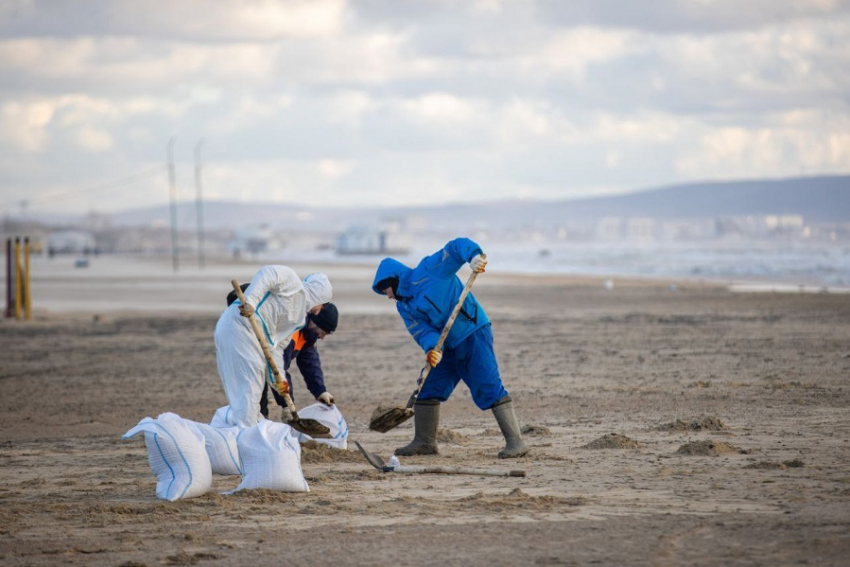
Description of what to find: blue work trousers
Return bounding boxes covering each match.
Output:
[418,324,508,410]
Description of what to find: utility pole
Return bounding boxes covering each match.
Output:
[167,137,179,273]
[194,138,206,270]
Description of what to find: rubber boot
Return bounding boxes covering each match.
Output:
[491,396,529,459]
[394,399,440,456]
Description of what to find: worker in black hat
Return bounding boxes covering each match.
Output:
[226,286,339,421]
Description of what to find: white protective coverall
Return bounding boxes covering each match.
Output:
[214,266,333,428]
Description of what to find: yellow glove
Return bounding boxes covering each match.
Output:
[239,303,255,318]
[426,349,443,367]
[273,379,290,396]
[470,254,487,273]
[317,391,335,406]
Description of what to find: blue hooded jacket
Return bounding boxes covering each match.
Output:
[372,238,491,351]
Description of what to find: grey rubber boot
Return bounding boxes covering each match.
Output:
[394,399,440,456]
[491,396,529,459]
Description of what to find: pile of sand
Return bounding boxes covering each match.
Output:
[436,429,473,445]
[675,440,742,456]
[582,433,643,449]
[300,441,366,464]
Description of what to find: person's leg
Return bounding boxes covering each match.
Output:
[394,398,440,456]
[395,352,461,456]
[458,326,528,458]
[260,383,269,418]
[456,326,507,410]
[490,395,529,458]
[214,316,264,428]
[270,382,292,422]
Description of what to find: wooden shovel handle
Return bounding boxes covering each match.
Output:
[406,254,485,408]
[231,279,299,416]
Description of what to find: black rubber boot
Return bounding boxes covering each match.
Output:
[394,399,440,456]
[491,395,529,459]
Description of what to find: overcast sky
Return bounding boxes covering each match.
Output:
[1,0,848,216]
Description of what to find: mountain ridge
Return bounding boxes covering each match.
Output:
[21,174,850,230]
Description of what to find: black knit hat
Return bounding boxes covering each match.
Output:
[308,303,338,334]
[226,283,250,306]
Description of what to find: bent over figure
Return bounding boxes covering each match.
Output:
[371,237,528,459]
[215,265,332,428]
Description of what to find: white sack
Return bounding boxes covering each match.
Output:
[210,404,268,429]
[190,420,242,476]
[292,403,349,450]
[210,405,237,428]
[122,412,212,501]
[233,420,309,493]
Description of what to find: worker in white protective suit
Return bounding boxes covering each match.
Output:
[214,266,333,428]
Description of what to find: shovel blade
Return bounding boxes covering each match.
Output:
[286,417,332,438]
[354,441,387,471]
[369,406,414,433]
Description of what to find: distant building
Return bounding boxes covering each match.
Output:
[46,230,97,256]
[626,218,655,241]
[597,217,623,240]
[335,226,410,255]
[228,225,281,258]
[765,215,805,232]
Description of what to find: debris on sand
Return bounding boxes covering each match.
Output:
[658,416,728,432]
[582,433,643,450]
[675,440,743,456]
[744,458,804,470]
[300,441,365,464]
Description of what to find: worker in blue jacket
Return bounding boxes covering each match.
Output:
[371,237,529,459]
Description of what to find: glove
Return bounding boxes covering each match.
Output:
[238,303,255,318]
[273,379,289,396]
[470,254,487,273]
[317,391,335,406]
[426,348,443,367]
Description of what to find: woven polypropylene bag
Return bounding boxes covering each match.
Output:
[233,420,309,493]
[191,420,242,476]
[122,413,212,501]
[210,405,237,428]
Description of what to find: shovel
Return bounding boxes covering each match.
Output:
[231,279,331,438]
[369,256,484,433]
[354,441,525,477]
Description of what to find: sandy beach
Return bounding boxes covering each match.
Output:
[1,254,849,566]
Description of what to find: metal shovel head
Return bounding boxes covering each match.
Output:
[286,416,332,438]
[354,441,387,471]
[369,404,414,433]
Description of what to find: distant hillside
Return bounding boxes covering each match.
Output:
[555,175,850,222]
[55,174,850,231]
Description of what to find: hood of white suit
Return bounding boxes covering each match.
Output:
[302,273,332,309]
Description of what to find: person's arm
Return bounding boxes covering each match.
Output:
[413,238,483,280]
[269,340,295,407]
[398,303,441,355]
[295,343,328,400]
